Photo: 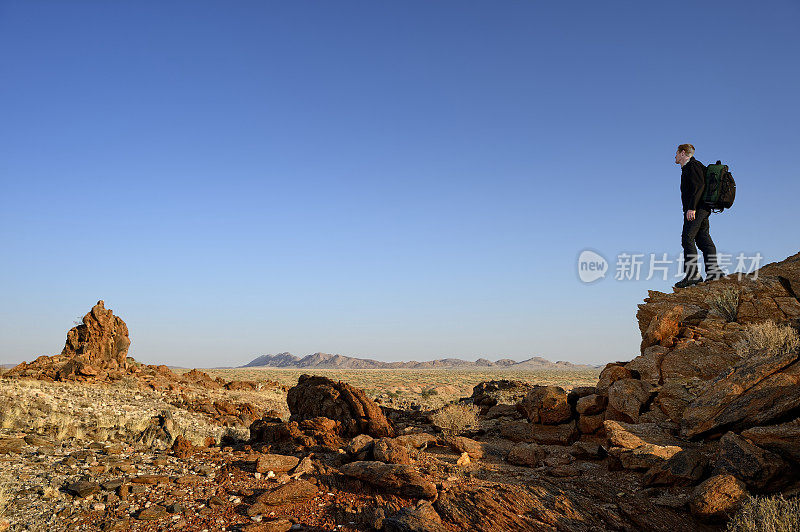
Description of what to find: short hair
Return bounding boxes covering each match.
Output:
[677,143,695,156]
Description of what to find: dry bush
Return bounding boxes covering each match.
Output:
[736,321,800,358]
[727,494,800,532]
[430,403,480,435]
[0,478,9,518]
[710,287,740,322]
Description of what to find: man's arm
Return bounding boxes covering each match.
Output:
[688,162,705,212]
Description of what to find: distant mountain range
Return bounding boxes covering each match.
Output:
[241,352,599,370]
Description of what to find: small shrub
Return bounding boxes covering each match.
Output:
[420,388,438,399]
[735,321,800,358]
[727,494,800,532]
[430,403,480,435]
[710,287,740,322]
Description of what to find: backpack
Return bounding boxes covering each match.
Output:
[703,160,736,212]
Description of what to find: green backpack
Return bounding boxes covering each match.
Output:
[703,160,736,212]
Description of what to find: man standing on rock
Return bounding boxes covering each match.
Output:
[674,144,724,288]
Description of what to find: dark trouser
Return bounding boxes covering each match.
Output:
[682,208,719,279]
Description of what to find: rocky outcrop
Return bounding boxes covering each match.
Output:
[469,380,533,410]
[287,375,395,438]
[7,300,130,381]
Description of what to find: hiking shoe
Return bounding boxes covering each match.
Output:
[674,276,703,289]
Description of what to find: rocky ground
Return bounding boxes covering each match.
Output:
[1,252,799,531]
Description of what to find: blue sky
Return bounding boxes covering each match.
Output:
[1,1,798,367]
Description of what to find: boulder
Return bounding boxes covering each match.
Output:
[254,479,317,506]
[567,386,597,404]
[641,305,683,350]
[596,364,632,395]
[643,450,707,486]
[434,482,654,532]
[689,474,748,522]
[286,375,394,438]
[741,418,800,464]
[338,461,437,499]
[255,454,301,473]
[484,404,521,419]
[577,413,605,434]
[345,434,375,458]
[65,481,100,498]
[607,379,654,423]
[506,443,546,467]
[383,501,447,532]
[499,420,578,446]
[713,432,785,490]
[603,421,682,450]
[653,378,704,423]
[518,386,572,424]
[393,433,438,450]
[625,345,669,386]
[609,444,683,471]
[681,349,800,438]
[373,438,412,465]
[575,394,606,416]
[659,341,741,382]
[569,441,606,460]
[445,436,484,460]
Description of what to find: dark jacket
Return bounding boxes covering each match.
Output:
[680,156,707,212]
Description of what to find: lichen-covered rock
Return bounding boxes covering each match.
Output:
[603,420,682,450]
[373,438,412,464]
[681,349,800,438]
[607,378,654,423]
[577,413,605,434]
[499,420,578,446]
[518,386,572,424]
[575,394,606,416]
[506,443,546,467]
[255,453,301,473]
[338,461,437,499]
[641,305,683,350]
[741,418,800,464]
[712,432,785,490]
[383,501,447,532]
[609,444,683,471]
[470,380,533,408]
[596,364,632,395]
[625,345,669,386]
[287,375,395,438]
[643,450,707,486]
[445,436,484,460]
[689,474,748,522]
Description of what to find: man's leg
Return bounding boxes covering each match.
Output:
[681,212,704,280]
[695,209,721,277]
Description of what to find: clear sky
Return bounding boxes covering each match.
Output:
[1,1,798,367]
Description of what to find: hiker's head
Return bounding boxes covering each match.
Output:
[675,144,694,166]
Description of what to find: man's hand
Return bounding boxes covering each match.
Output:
[686,210,696,221]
